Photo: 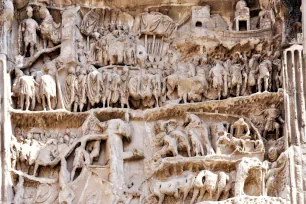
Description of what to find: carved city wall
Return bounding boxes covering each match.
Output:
[0,0,304,203]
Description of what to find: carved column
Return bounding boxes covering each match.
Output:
[60,6,79,63]
[0,54,13,203]
[303,2,306,59]
[283,45,305,204]
[105,119,128,202]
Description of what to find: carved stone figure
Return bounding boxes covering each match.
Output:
[39,7,61,48]
[18,6,39,57]
[209,61,226,100]
[257,59,272,92]
[71,141,90,181]
[263,105,284,139]
[247,54,261,94]
[120,66,130,108]
[74,68,87,112]
[12,68,38,111]
[39,62,57,110]
[86,67,101,108]
[230,118,251,140]
[63,66,76,111]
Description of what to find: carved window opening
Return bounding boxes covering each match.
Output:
[196,21,202,27]
[239,20,247,31]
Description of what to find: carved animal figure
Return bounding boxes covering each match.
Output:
[39,7,61,48]
[170,130,191,157]
[191,170,219,203]
[188,129,204,156]
[149,173,195,204]
[178,171,196,203]
[33,139,58,176]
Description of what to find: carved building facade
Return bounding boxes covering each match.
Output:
[0,0,305,203]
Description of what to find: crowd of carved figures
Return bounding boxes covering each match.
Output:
[9,3,284,111]
[5,0,295,203]
[11,50,283,111]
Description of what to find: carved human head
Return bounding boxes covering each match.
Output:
[268,147,278,162]
[39,7,51,20]
[26,6,33,18]
[236,0,247,10]
[238,118,245,124]
[26,132,33,140]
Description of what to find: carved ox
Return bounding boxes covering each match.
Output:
[149,172,195,204]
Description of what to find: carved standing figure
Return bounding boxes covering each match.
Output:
[12,68,38,111]
[39,62,57,110]
[209,61,226,100]
[257,59,272,92]
[19,6,39,57]
[263,105,284,139]
[247,54,261,94]
[63,67,76,111]
[120,66,130,108]
[74,68,87,112]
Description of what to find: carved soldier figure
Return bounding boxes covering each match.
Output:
[230,118,251,140]
[39,62,57,110]
[247,54,261,94]
[12,68,38,111]
[263,105,284,139]
[209,61,226,100]
[101,70,112,108]
[110,67,121,107]
[63,67,76,111]
[74,68,87,112]
[230,64,243,97]
[257,59,272,92]
[86,67,101,109]
[120,66,130,108]
[19,6,39,57]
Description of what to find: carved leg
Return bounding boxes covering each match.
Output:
[47,96,52,110]
[275,122,280,139]
[31,95,36,111]
[25,96,30,111]
[155,95,159,108]
[264,77,269,92]
[236,84,240,97]
[73,103,78,112]
[183,93,188,104]
[197,189,205,202]
[33,162,39,176]
[42,96,46,111]
[158,194,165,204]
[258,78,262,92]
[79,103,84,112]
[190,188,200,204]
[20,95,24,110]
[187,145,191,157]
[30,43,34,57]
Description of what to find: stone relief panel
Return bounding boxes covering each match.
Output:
[0,0,302,203]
